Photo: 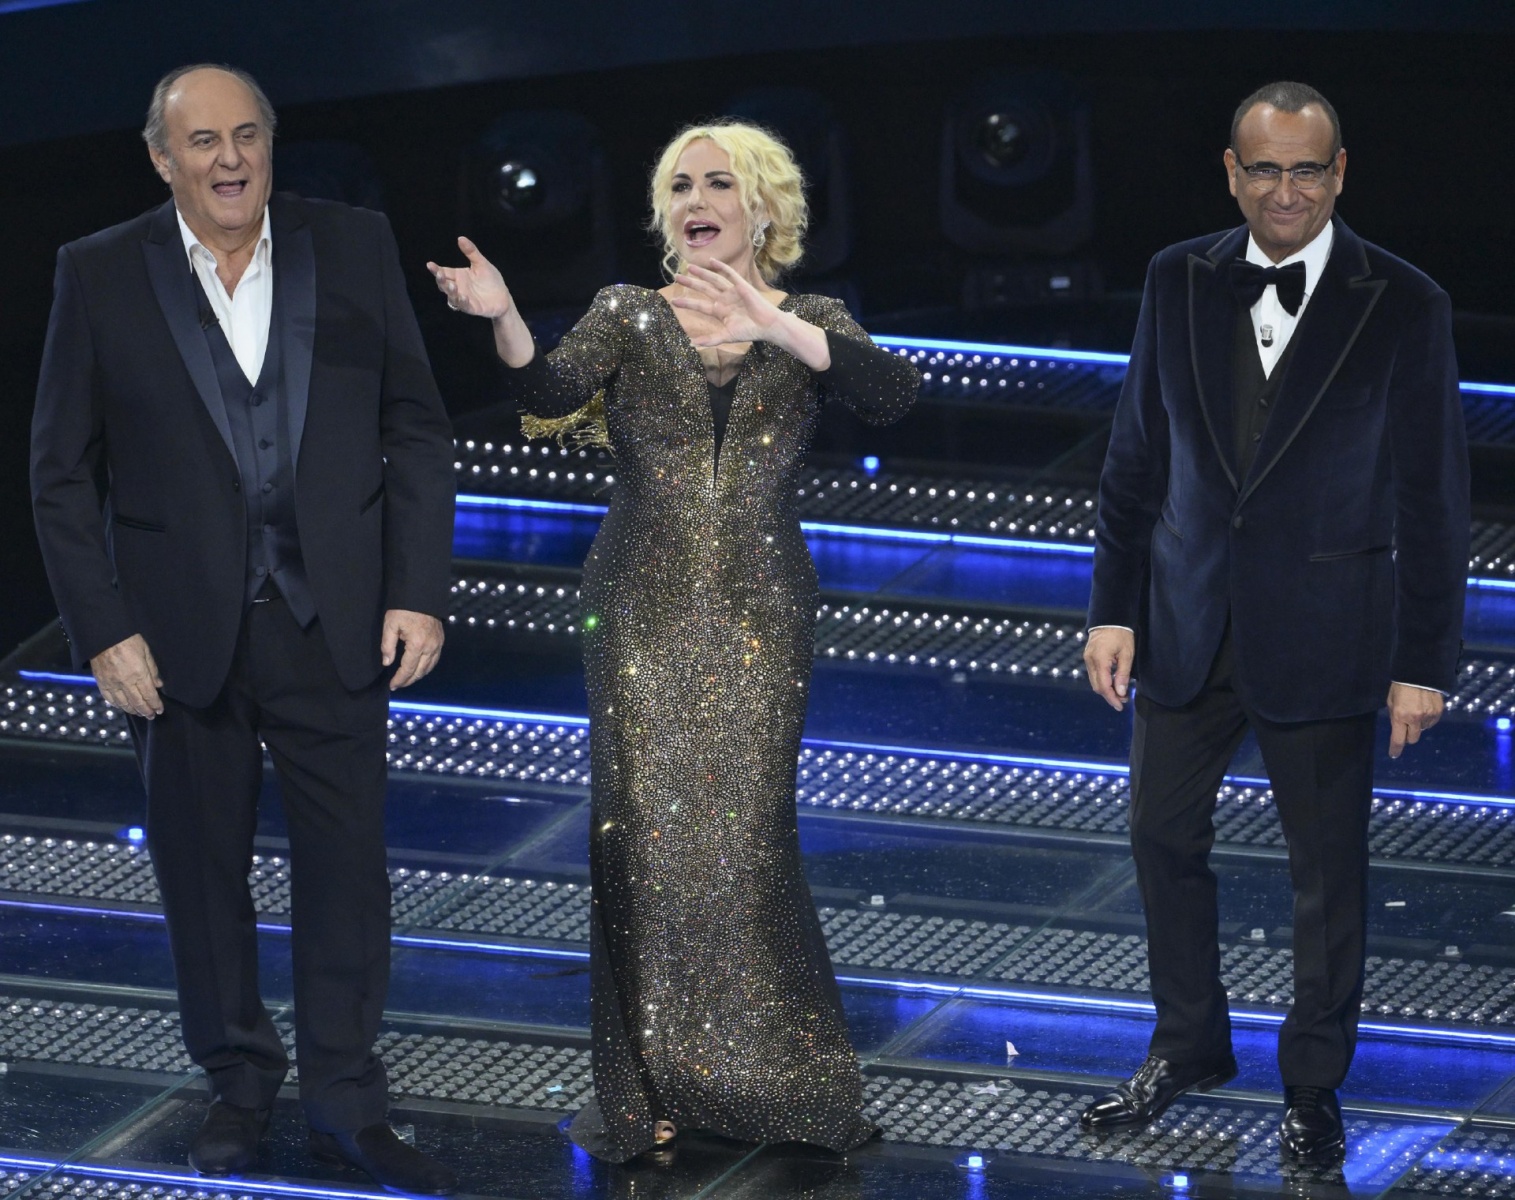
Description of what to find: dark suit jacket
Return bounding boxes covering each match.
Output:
[1088,217,1469,722]
[31,193,456,707]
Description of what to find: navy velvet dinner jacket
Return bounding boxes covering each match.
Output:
[1087,217,1469,723]
[30,194,456,707]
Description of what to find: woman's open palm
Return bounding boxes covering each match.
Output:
[426,236,514,320]
[669,261,782,346]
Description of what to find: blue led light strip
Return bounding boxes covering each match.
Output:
[873,334,1132,366]
[835,975,1515,1048]
[456,495,1100,555]
[0,1152,393,1200]
[0,896,592,962]
[0,0,93,13]
[14,678,1515,809]
[453,495,1515,582]
[871,333,1515,399]
[453,494,606,515]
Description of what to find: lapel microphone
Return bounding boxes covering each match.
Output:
[1260,323,1274,348]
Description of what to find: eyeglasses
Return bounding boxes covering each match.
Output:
[1233,156,1338,191]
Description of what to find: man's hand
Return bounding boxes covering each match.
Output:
[1387,682,1444,758]
[382,609,445,690]
[90,633,164,718]
[1083,627,1136,712]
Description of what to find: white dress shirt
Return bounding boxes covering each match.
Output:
[1245,220,1333,377]
[176,207,273,384]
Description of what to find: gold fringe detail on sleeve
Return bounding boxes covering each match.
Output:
[520,390,613,452]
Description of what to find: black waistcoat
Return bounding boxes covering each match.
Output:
[1232,307,1302,479]
[192,272,317,626]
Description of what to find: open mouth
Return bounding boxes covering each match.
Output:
[212,180,248,200]
[683,220,721,248]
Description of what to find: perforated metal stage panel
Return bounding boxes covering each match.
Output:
[7,681,1515,867]
[1394,1125,1515,1197]
[444,571,1515,718]
[7,837,1515,1030]
[450,440,1515,581]
[0,1177,321,1200]
[0,990,1454,1193]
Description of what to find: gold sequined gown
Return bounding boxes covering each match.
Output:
[503,285,918,1162]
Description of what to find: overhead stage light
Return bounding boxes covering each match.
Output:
[464,110,613,307]
[941,70,1097,307]
[941,69,1092,255]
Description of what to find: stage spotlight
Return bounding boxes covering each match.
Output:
[464,110,613,307]
[940,69,1094,260]
[274,140,387,210]
[726,86,852,278]
[493,161,542,215]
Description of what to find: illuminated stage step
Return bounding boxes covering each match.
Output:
[6,680,1515,864]
[451,441,1515,587]
[8,827,1515,1035]
[875,336,1515,448]
[0,985,1472,1197]
[440,568,1515,721]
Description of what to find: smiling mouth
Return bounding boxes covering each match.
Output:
[212,181,248,199]
[683,221,720,248]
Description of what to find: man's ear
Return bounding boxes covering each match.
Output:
[149,146,174,186]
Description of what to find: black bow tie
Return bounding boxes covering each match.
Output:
[1228,259,1307,316]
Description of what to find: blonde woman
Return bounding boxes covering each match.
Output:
[428,120,918,1162]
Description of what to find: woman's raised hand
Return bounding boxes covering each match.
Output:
[426,236,514,320]
[669,261,782,345]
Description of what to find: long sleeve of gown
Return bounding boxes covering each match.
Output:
[499,285,626,418]
[807,296,919,426]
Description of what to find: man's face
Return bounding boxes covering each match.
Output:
[1224,103,1345,262]
[149,68,272,246]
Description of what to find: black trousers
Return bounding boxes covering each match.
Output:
[1129,628,1376,1088]
[128,595,391,1132]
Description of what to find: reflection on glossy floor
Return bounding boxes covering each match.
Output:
[6,356,1515,1197]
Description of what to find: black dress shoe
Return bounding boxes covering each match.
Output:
[309,1124,459,1195]
[1080,1053,1238,1130]
[1279,1086,1345,1162]
[188,1101,271,1176]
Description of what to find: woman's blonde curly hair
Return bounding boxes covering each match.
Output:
[648,119,809,285]
[524,120,809,452]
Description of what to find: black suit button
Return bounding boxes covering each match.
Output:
[259,438,272,450]
[1259,397,1269,408]
[250,394,263,407]
[263,523,274,534]
[254,566,267,577]
[1232,515,1245,530]
[1252,432,1262,442]
[262,482,273,494]
[232,480,241,491]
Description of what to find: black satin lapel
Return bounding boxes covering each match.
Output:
[275,219,316,468]
[141,236,235,458]
[1239,236,1385,502]
[1187,252,1239,491]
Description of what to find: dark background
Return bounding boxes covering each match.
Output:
[3,0,1513,657]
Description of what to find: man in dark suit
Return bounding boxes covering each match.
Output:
[30,65,458,1192]
[1079,81,1468,1162]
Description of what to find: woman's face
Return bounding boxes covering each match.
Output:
[667,139,758,276]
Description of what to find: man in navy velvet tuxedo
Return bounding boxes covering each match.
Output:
[30,66,457,1192]
[1078,81,1468,1161]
